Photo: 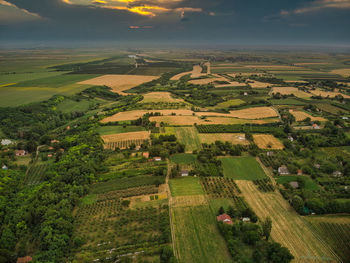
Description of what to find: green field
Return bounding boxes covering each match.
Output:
[175,127,201,153]
[169,177,204,196]
[0,71,64,85]
[56,98,94,113]
[269,98,306,105]
[210,99,245,109]
[170,153,197,164]
[173,205,232,263]
[221,156,267,180]
[97,125,146,135]
[276,175,320,190]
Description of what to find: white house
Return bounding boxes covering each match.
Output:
[1,139,12,146]
[278,165,290,175]
[181,170,189,176]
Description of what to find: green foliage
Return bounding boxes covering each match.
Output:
[221,157,267,180]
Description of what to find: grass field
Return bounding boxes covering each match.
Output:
[170,153,197,164]
[56,98,93,113]
[174,127,201,153]
[253,134,284,149]
[0,71,64,85]
[276,175,320,190]
[198,133,249,145]
[221,156,267,180]
[236,180,339,263]
[210,99,245,109]
[173,205,232,263]
[269,98,306,105]
[97,125,146,135]
[316,103,348,114]
[169,177,204,196]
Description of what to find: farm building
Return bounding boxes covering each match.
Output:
[278,165,290,175]
[342,117,348,120]
[15,150,26,156]
[16,256,32,263]
[217,214,233,225]
[1,139,12,146]
[242,217,250,222]
[332,171,342,177]
[180,170,189,177]
[312,124,321,129]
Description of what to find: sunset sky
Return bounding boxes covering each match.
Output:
[0,0,349,46]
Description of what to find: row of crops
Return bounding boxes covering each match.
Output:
[253,178,275,192]
[25,164,48,185]
[104,139,149,150]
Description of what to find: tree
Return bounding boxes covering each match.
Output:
[291,195,304,214]
[262,217,272,240]
[266,242,294,263]
[227,206,236,218]
[218,206,225,215]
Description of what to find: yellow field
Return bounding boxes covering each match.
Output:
[139,92,185,103]
[330,68,350,77]
[214,81,247,88]
[271,87,312,99]
[172,195,207,207]
[171,65,205,80]
[188,76,229,85]
[310,89,350,99]
[101,131,150,143]
[236,181,339,263]
[101,109,194,123]
[198,133,249,145]
[78,74,158,95]
[253,134,284,149]
[229,106,279,119]
[306,215,350,225]
[247,80,271,88]
[289,110,326,122]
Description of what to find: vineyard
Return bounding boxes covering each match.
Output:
[200,177,247,211]
[196,124,282,134]
[104,139,149,150]
[253,178,274,192]
[309,222,350,262]
[74,185,171,262]
[25,164,48,185]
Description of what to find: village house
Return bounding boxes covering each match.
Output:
[332,171,342,178]
[289,181,299,189]
[2,165,8,170]
[278,165,290,175]
[242,217,251,222]
[1,139,12,146]
[297,169,302,176]
[314,163,321,169]
[15,150,26,156]
[312,123,321,129]
[154,157,162,161]
[180,170,189,177]
[142,152,149,158]
[217,213,233,225]
[16,256,32,263]
[288,136,294,142]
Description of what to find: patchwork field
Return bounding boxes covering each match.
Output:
[221,156,267,180]
[101,131,150,150]
[174,127,201,153]
[139,92,185,103]
[78,74,159,95]
[330,68,350,77]
[289,110,326,122]
[247,80,272,88]
[253,134,284,149]
[310,89,350,99]
[198,133,249,145]
[271,87,312,99]
[236,180,339,263]
[229,106,279,119]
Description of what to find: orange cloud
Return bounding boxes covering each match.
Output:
[105,4,169,16]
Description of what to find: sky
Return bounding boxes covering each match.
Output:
[0,0,349,47]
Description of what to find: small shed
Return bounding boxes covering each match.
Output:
[217,213,233,225]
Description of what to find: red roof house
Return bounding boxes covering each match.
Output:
[15,150,26,156]
[217,213,233,225]
[17,256,32,263]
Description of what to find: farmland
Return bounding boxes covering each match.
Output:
[174,127,201,153]
[198,133,249,145]
[97,125,146,135]
[271,87,312,98]
[101,131,150,150]
[253,134,284,149]
[289,109,326,122]
[221,157,267,180]
[169,177,204,196]
[236,180,339,263]
[139,92,186,103]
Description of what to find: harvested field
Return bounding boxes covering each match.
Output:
[236,180,339,263]
[139,92,185,103]
[171,65,205,80]
[271,87,312,99]
[78,74,158,95]
[229,106,278,119]
[330,68,350,77]
[198,133,249,145]
[102,131,150,150]
[310,89,350,99]
[247,80,271,88]
[214,81,247,88]
[289,109,326,122]
[173,195,207,207]
[209,99,245,109]
[188,75,229,85]
[228,73,263,77]
[101,109,193,123]
[253,134,284,149]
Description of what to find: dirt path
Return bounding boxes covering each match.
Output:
[166,159,179,260]
[236,180,340,263]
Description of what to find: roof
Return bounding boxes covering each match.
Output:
[17,256,32,263]
[15,150,26,155]
[1,139,12,146]
[217,213,233,225]
[278,165,290,174]
[289,181,299,189]
[142,152,149,158]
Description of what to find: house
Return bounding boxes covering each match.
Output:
[47,154,53,158]
[288,136,294,142]
[342,117,348,120]
[59,148,65,153]
[333,171,342,177]
[217,213,233,225]
[243,92,248,96]
[15,150,26,156]
[180,170,189,177]
[135,145,141,151]
[142,152,149,158]
[154,157,162,161]
[1,139,12,146]
[297,169,302,176]
[266,151,274,156]
[242,217,250,222]
[289,181,299,189]
[51,139,59,144]
[312,124,321,129]
[2,165,8,170]
[16,256,32,263]
[314,163,320,169]
[66,126,71,130]
[278,165,290,175]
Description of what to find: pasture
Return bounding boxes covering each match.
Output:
[253,134,284,149]
[198,133,249,145]
[78,74,159,95]
[221,157,267,180]
[169,177,204,196]
[236,180,339,263]
[174,127,201,153]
